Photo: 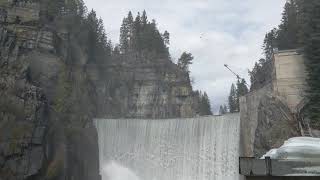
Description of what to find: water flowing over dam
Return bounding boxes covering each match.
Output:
[95,114,240,180]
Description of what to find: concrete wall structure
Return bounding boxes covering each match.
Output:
[240,157,320,179]
[273,49,308,113]
[240,49,307,157]
[96,114,240,180]
[246,177,320,180]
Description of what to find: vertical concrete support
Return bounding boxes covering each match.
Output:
[273,49,307,113]
[240,49,309,157]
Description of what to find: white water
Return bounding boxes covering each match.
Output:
[95,114,240,180]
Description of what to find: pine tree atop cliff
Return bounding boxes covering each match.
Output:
[119,11,170,59]
[178,52,194,73]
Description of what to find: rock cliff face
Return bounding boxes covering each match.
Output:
[253,95,300,157]
[240,85,300,157]
[240,49,314,157]
[93,55,196,119]
[0,1,100,180]
[0,1,197,179]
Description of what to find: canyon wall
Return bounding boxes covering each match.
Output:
[0,1,197,180]
[0,1,101,179]
[92,57,196,119]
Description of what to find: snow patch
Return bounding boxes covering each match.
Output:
[261,137,320,159]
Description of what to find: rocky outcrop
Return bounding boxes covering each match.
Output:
[0,0,198,179]
[250,59,273,91]
[240,49,315,157]
[0,1,100,180]
[94,56,196,119]
[253,95,300,157]
[240,84,272,157]
[240,84,300,157]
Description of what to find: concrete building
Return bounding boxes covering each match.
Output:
[240,49,310,157]
[273,49,308,113]
[239,50,320,179]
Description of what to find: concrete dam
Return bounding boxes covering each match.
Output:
[95,114,240,180]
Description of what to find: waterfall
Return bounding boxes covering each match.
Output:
[95,114,240,180]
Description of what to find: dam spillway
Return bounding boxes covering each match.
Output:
[95,114,240,180]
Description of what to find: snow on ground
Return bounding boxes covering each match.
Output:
[261,137,320,159]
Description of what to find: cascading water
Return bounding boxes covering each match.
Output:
[95,114,240,180]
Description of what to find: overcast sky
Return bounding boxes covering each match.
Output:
[84,0,286,113]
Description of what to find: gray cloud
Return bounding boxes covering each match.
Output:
[84,0,286,113]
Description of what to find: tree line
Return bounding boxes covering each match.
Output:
[54,0,196,72]
[39,0,213,116]
[222,79,248,114]
[194,91,213,116]
[119,11,196,74]
[249,0,320,127]
[119,11,170,59]
[45,0,196,73]
[41,0,113,64]
[219,79,248,115]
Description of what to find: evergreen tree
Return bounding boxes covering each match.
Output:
[119,11,170,59]
[113,45,120,56]
[142,18,169,58]
[250,28,278,91]
[295,0,320,127]
[250,1,299,91]
[263,29,278,61]
[194,91,212,116]
[238,79,249,96]
[228,84,237,113]
[178,52,194,72]
[277,0,299,50]
[139,11,151,52]
[127,11,134,25]
[127,11,134,42]
[236,79,249,111]
[43,0,65,20]
[133,12,142,51]
[223,105,228,113]
[77,0,87,19]
[249,58,273,91]
[120,17,130,53]
[163,30,170,46]
[219,105,226,115]
[248,0,320,126]
[141,10,148,27]
[119,11,135,54]
[193,90,201,114]
[200,92,213,115]
[85,10,111,64]
[86,10,99,63]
